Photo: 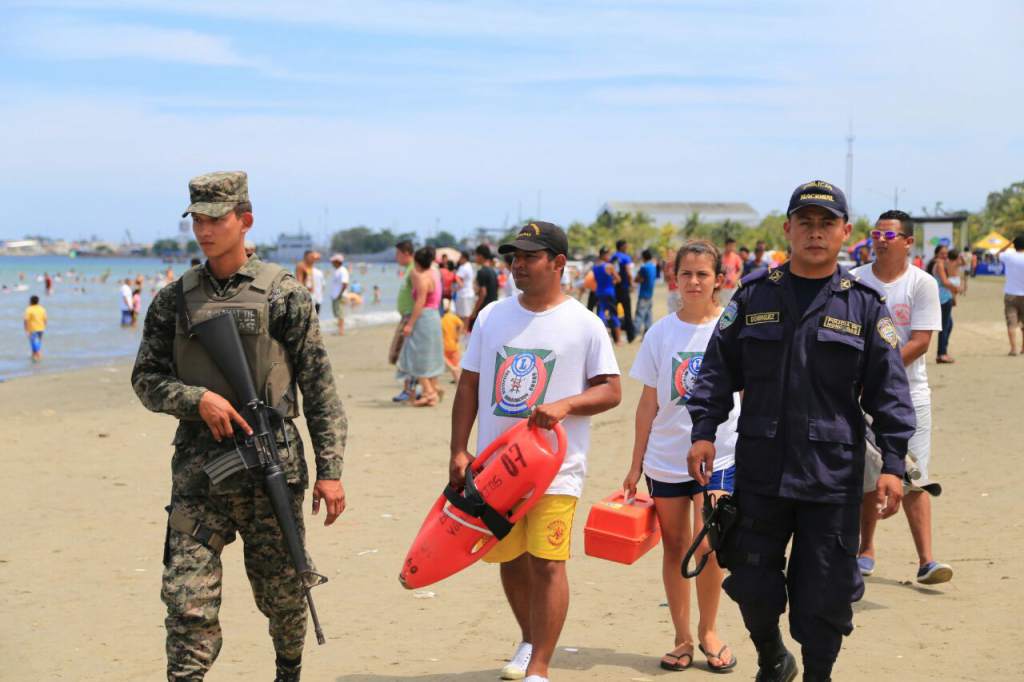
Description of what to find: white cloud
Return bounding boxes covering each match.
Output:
[12,0,770,41]
[5,15,253,68]
[1,1,1022,239]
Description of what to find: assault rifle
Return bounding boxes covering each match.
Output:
[193,312,328,645]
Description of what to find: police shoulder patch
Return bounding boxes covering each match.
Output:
[739,268,772,288]
[719,299,739,330]
[877,317,899,349]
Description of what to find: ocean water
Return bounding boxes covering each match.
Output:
[0,255,404,380]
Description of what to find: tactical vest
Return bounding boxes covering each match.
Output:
[173,263,299,420]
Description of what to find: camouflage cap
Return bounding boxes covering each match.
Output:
[182,171,249,218]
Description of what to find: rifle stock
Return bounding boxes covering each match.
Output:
[191,312,328,645]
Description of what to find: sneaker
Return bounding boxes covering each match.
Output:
[392,389,411,402]
[916,561,953,585]
[857,555,875,576]
[500,642,533,680]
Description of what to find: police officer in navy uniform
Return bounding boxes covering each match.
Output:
[685,181,916,682]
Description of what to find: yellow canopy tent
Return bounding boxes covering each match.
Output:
[973,231,1010,252]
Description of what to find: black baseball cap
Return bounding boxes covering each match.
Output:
[498,221,569,257]
[787,180,848,219]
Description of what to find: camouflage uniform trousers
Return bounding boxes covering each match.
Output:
[163,484,311,681]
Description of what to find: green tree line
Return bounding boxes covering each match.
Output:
[327,226,464,254]
[243,178,1024,260]
[150,238,199,256]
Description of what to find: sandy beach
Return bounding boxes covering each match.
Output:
[0,277,1019,682]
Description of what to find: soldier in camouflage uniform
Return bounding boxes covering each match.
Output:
[132,171,347,682]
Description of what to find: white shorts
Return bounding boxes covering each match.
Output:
[863,400,940,496]
[455,293,476,317]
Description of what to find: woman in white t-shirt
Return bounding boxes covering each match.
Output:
[623,241,739,673]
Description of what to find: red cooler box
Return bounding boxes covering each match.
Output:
[584,491,661,564]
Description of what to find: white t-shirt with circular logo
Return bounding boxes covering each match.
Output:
[629,314,739,483]
[462,296,620,498]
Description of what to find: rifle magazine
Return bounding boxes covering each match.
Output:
[203,449,247,485]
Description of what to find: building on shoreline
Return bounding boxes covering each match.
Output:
[0,239,46,255]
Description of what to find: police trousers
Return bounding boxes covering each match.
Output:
[162,487,310,681]
[721,491,863,667]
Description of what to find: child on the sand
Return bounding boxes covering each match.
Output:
[441,300,463,384]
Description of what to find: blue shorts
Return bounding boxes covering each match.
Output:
[645,465,736,498]
[29,331,43,353]
[121,310,133,325]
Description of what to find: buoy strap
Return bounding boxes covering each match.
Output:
[443,469,514,540]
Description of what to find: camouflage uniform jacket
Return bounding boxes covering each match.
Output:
[132,257,346,495]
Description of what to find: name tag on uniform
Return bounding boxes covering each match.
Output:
[822,316,862,336]
[745,311,780,325]
[226,308,260,334]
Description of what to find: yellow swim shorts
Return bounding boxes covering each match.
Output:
[482,494,577,563]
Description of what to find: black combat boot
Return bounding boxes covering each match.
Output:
[753,631,798,682]
[801,659,833,682]
[274,655,301,682]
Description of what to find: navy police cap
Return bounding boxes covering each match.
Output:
[787,180,848,219]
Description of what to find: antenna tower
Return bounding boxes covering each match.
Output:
[845,121,855,221]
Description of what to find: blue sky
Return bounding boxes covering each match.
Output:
[1,0,1021,244]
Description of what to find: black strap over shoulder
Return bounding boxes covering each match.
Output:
[443,468,514,540]
[175,278,193,333]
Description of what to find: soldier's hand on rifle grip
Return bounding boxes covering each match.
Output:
[312,479,346,526]
[198,390,253,442]
[687,440,716,486]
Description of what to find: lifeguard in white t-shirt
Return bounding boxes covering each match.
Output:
[450,222,621,682]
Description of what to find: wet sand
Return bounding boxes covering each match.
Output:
[0,277,1018,681]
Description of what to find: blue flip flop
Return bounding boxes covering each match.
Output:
[857,555,875,576]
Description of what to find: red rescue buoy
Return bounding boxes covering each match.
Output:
[399,420,567,589]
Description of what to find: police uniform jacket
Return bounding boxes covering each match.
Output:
[686,263,916,504]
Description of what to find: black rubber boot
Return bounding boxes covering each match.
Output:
[274,655,301,682]
[753,631,798,682]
